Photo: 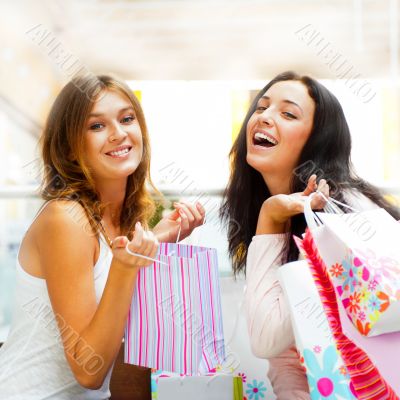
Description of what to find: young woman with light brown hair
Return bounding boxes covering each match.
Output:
[0,74,204,399]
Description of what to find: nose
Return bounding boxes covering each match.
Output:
[109,123,128,142]
[259,108,274,127]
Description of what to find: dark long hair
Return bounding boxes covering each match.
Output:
[220,71,400,275]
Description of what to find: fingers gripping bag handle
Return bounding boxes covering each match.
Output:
[303,192,322,230]
[125,221,183,263]
[303,191,359,230]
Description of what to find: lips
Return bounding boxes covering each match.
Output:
[252,130,279,148]
[105,145,132,158]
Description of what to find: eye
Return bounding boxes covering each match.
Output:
[256,105,268,112]
[282,112,297,119]
[89,123,104,130]
[121,115,135,124]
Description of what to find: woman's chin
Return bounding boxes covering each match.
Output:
[107,159,141,177]
[96,165,139,181]
[246,153,272,174]
[117,166,138,178]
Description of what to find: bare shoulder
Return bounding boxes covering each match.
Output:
[36,200,94,234]
[38,199,89,222]
[33,200,98,259]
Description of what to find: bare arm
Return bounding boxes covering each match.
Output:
[37,201,158,389]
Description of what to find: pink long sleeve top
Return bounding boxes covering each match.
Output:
[244,191,379,399]
[245,233,310,399]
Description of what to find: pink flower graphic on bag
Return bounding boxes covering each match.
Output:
[358,311,366,321]
[238,372,247,383]
[355,248,400,282]
[313,345,322,354]
[368,279,378,291]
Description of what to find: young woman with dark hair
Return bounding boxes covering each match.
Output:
[0,74,204,399]
[220,71,399,398]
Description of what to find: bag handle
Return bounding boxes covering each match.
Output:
[125,244,168,266]
[304,191,359,230]
[125,223,183,266]
[304,192,322,230]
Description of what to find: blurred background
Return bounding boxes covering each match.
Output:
[1,1,400,390]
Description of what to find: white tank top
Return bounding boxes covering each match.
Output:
[0,201,114,399]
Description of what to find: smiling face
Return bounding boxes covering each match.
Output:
[83,89,143,183]
[246,80,315,187]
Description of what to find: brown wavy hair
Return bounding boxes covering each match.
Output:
[40,74,158,238]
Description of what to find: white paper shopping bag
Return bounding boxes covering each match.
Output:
[302,196,400,396]
[315,208,400,337]
[152,374,239,400]
[278,260,356,399]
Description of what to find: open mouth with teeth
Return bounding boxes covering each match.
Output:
[253,132,278,148]
[105,146,132,158]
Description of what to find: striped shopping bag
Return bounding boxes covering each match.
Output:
[124,243,226,375]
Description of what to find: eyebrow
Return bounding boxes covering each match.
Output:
[88,106,135,118]
[260,96,303,115]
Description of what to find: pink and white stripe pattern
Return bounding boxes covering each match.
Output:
[124,243,226,375]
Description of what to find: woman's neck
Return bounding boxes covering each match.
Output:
[96,178,127,227]
[261,171,292,195]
